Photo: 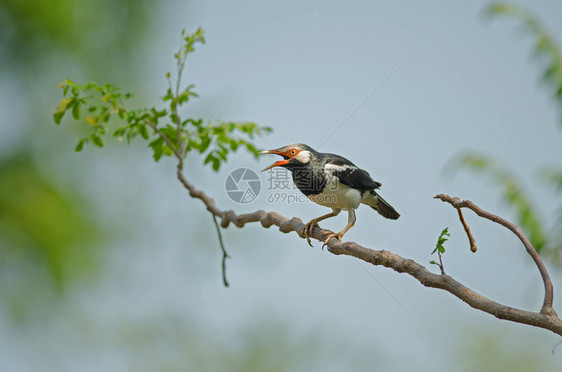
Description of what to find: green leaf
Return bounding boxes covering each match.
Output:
[53,111,65,125]
[204,152,215,165]
[101,111,110,123]
[216,145,228,161]
[199,135,211,153]
[432,227,450,255]
[138,124,149,140]
[57,79,71,89]
[90,134,104,148]
[113,126,127,137]
[86,116,98,125]
[71,101,80,120]
[53,97,74,123]
[229,141,239,151]
[74,138,87,152]
[245,143,257,154]
[149,137,165,161]
[57,79,75,97]
[211,158,220,171]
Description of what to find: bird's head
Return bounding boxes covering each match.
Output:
[259,143,316,172]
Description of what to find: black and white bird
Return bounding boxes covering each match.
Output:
[260,143,399,246]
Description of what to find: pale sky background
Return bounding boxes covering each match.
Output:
[3,0,562,370]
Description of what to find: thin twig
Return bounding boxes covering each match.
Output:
[212,214,230,287]
[437,250,445,275]
[173,98,184,158]
[174,37,186,158]
[456,207,478,252]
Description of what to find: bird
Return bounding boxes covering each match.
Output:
[260,143,399,247]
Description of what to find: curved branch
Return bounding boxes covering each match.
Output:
[176,171,562,336]
[155,104,560,333]
[434,194,555,316]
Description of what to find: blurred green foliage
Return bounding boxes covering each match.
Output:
[0,0,154,318]
[450,3,562,264]
[0,156,100,320]
[452,153,562,264]
[0,156,99,288]
[0,0,152,75]
[456,327,561,372]
[110,315,381,372]
[487,3,562,124]
[452,154,547,252]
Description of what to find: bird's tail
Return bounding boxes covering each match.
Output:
[362,190,400,220]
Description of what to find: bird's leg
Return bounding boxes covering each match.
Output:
[322,209,356,249]
[303,210,340,247]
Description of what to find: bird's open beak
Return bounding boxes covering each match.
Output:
[259,149,289,172]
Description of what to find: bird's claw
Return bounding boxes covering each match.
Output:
[302,220,319,247]
[303,220,344,249]
[322,232,343,250]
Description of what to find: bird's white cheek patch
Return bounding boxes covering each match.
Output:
[294,151,311,163]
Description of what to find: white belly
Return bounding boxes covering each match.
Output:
[307,178,362,210]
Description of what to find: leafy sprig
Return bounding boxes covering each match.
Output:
[53,28,272,171]
[431,227,450,274]
[53,28,272,287]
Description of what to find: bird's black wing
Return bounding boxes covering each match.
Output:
[323,153,381,191]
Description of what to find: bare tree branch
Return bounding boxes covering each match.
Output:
[434,193,555,316]
[172,172,562,336]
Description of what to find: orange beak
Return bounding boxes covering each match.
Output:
[259,149,290,172]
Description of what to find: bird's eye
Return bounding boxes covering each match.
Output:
[290,149,296,155]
